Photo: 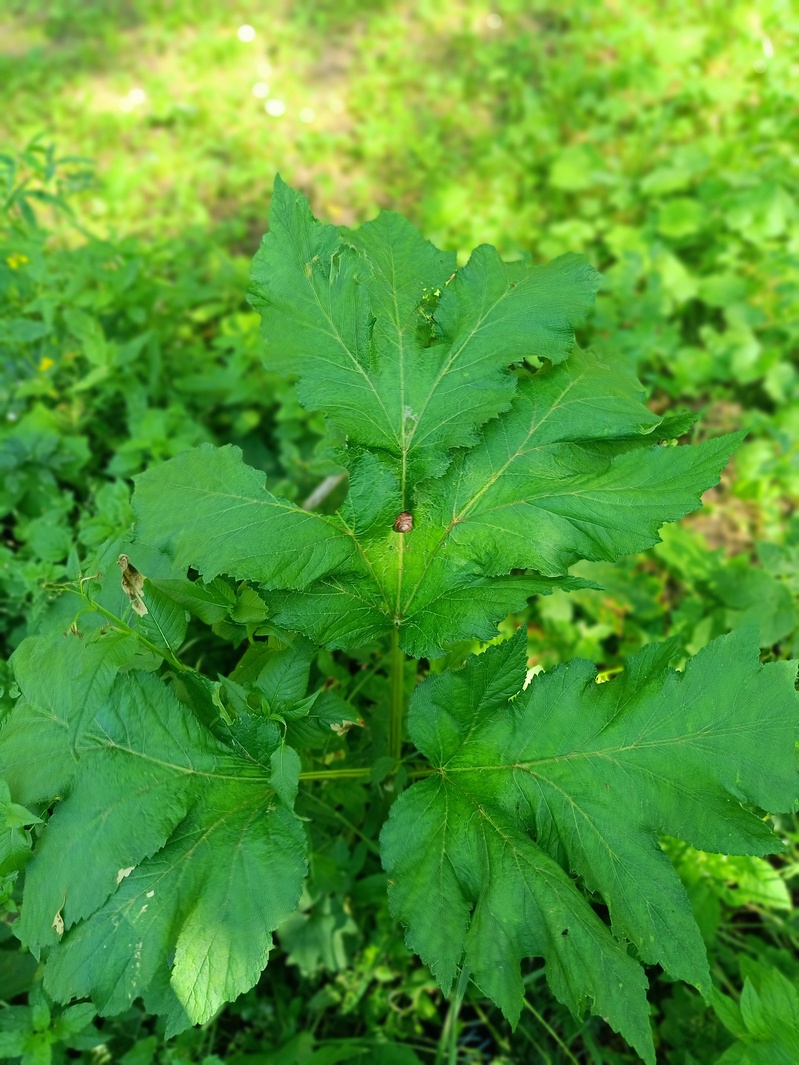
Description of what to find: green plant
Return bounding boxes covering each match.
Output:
[2,181,797,1065]
[0,985,101,1065]
[713,956,799,1063]
[0,138,335,658]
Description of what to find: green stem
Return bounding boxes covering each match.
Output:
[472,1002,511,1053]
[300,791,381,856]
[298,768,372,782]
[298,765,435,784]
[65,586,190,675]
[436,964,470,1065]
[522,997,581,1065]
[389,627,405,762]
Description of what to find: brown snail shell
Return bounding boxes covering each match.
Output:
[393,511,413,533]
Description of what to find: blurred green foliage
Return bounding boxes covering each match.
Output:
[1,1,798,1062]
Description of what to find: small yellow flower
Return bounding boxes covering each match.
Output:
[38,356,55,373]
[6,253,29,269]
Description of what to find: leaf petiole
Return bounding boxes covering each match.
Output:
[298,768,372,782]
[63,582,192,674]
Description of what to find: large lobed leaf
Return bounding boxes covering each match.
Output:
[131,442,357,589]
[129,177,737,651]
[4,633,306,1034]
[133,183,739,657]
[248,176,601,487]
[132,348,740,657]
[380,629,798,1064]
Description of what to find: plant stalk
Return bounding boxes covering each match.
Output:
[65,586,190,674]
[389,627,405,762]
[298,768,372,782]
[436,964,471,1065]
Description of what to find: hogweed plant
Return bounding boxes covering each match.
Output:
[2,178,797,1064]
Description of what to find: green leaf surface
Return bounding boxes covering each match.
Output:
[132,579,188,654]
[146,575,236,625]
[0,779,40,875]
[51,1002,97,1041]
[131,443,357,590]
[2,632,138,802]
[132,347,734,658]
[381,629,798,1064]
[11,664,306,1027]
[716,959,799,1064]
[249,177,600,486]
[132,188,740,657]
[230,637,314,709]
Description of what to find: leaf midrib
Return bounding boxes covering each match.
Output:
[396,371,589,619]
[295,225,397,447]
[435,719,758,774]
[89,729,272,785]
[402,274,517,463]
